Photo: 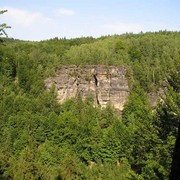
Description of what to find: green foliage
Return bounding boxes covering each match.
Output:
[0,10,11,38]
[0,31,180,179]
[122,83,171,179]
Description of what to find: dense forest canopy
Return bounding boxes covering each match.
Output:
[0,30,180,179]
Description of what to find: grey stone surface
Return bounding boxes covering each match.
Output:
[45,65,129,111]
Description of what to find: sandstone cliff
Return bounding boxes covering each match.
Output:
[45,65,129,112]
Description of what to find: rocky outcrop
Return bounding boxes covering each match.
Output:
[45,65,129,112]
[148,80,167,107]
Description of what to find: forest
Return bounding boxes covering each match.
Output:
[0,14,180,179]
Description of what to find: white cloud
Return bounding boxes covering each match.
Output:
[54,8,75,16]
[1,7,52,27]
[0,6,57,40]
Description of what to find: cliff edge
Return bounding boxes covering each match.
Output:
[45,65,129,112]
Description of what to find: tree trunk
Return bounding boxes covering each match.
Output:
[170,123,180,180]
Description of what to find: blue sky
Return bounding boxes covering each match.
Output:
[0,0,180,41]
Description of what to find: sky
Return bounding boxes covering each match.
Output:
[0,0,180,41]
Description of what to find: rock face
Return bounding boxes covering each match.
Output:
[45,65,129,112]
[148,80,167,107]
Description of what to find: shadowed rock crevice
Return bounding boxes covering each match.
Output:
[93,74,100,105]
[93,74,98,87]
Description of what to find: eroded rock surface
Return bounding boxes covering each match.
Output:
[45,65,129,111]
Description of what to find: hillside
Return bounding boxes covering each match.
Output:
[0,31,180,179]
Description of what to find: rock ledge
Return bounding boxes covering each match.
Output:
[45,65,129,111]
